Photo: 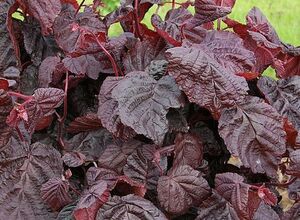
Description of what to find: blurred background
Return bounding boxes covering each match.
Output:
[87,0,300,46]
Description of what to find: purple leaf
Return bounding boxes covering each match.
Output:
[98,139,143,173]
[218,96,286,177]
[112,72,184,144]
[38,56,62,88]
[257,76,300,130]
[0,90,13,148]
[0,138,63,219]
[166,46,249,119]
[17,0,62,35]
[97,77,136,139]
[41,177,72,211]
[67,113,102,134]
[62,151,86,167]
[173,133,204,169]
[73,181,110,220]
[86,167,119,190]
[157,165,211,215]
[96,194,168,220]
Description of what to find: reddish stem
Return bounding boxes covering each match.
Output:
[75,0,86,16]
[172,0,175,9]
[91,32,122,76]
[133,0,143,40]
[269,177,298,188]
[8,91,32,101]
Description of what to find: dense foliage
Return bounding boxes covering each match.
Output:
[0,0,299,219]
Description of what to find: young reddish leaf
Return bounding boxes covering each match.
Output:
[41,177,72,211]
[0,138,63,219]
[98,139,143,173]
[257,76,300,130]
[151,8,193,46]
[196,190,239,220]
[96,194,168,220]
[65,129,113,162]
[53,6,106,55]
[62,55,102,80]
[67,113,102,134]
[0,78,9,90]
[166,46,249,119]
[0,1,18,72]
[173,133,204,169]
[218,96,286,177]
[38,56,62,88]
[123,145,161,192]
[73,181,110,220]
[190,0,232,27]
[62,152,86,167]
[0,90,13,147]
[17,0,62,35]
[35,114,54,131]
[257,185,277,206]
[86,167,119,190]
[97,77,136,139]
[123,36,167,73]
[157,165,211,215]
[112,72,184,144]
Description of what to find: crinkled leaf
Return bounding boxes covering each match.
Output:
[41,177,72,211]
[123,145,161,192]
[97,77,136,139]
[62,152,86,167]
[67,113,102,134]
[195,31,256,75]
[96,194,168,220]
[17,0,62,35]
[151,8,193,46]
[0,138,63,219]
[173,133,204,169]
[53,6,106,55]
[73,181,109,220]
[218,96,286,177]
[257,76,300,130]
[145,60,168,80]
[166,46,249,118]
[123,36,167,73]
[38,56,62,87]
[190,0,232,27]
[112,72,183,144]
[98,139,143,173]
[62,55,102,80]
[157,165,211,215]
[87,167,119,190]
[196,190,239,220]
[65,129,113,162]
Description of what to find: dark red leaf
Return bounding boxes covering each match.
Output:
[218,96,286,177]
[53,6,106,55]
[0,138,63,219]
[67,113,102,134]
[112,72,184,144]
[157,165,211,215]
[62,151,86,167]
[38,56,62,88]
[86,167,119,190]
[97,77,136,139]
[173,133,204,169]
[151,8,193,46]
[65,129,113,162]
[190,0,232,27]
[196,190,239,220]
[257,76,300,130]
[96,194,167,219]
[166,46,249,119]
[41,177,72,211]
[17,0,62,35]
[98,139,143,173]
[257,185,277,206]
[73,181,110,220]
[123,145,161,192]
[35,114,54,131]
[62,55,102,79]
[0,78,9,90]
[123,36,167,73]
